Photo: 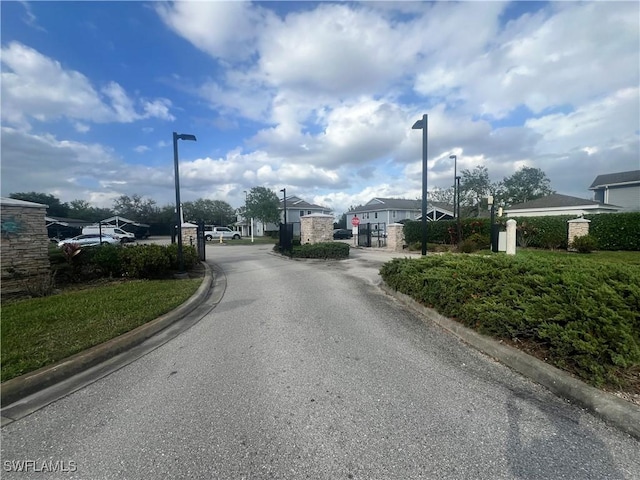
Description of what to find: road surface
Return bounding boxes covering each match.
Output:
[2,245,639,479]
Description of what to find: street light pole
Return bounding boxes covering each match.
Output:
[173,132,197,275]
[280,188,287,225]
[456,175,462,244]
[412,114,428,256]
[449,155,457,219]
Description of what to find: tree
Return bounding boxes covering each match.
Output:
[112,194,158,221]
[498,167,554,206]
[245,187,280,228]
[182,199,236,226]
[67,199,114,222]
[9,192,69,217]
[459,166,493,209]
[428,187,454,205]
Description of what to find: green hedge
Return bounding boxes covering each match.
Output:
[51,243,199,282]
[288,242,350,259]
[380,254,640,388]
[403,212,640,251]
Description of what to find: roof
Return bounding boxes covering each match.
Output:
[349,198,453,213]
[280,195,330,211]
[100,216,150,228]
[507,194,618,210]
[46,216,94,227]
[0,197,47,208]
[589,170,640,189]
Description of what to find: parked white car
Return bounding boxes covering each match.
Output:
[57,234,121,248]
[204,226,241,241]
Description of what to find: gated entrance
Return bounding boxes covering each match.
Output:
[279,223,294,253]
[357,222,387,248]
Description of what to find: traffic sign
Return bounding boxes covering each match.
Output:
[351,217,360,226]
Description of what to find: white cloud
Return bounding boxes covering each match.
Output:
[0,42,175,127]
[134,145,150,153]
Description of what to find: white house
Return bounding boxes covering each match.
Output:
[504,193,621,217]
[235,195,331,236]
[347,198,454,227]
[589,170,640,212]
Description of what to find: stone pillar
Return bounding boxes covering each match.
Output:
[181,222,198,246]
[506,219,517,255]
[301,213,334,244]
[567,217,590,251]
[1,198,50,298]
[386,223,405,252]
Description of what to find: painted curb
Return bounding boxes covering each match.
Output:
[1,263,213,407]
[380,283,640,440]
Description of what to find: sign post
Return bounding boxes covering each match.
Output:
[351,216,360,246]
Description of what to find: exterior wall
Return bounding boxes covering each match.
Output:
[386,223,405,252]
[300,214,334,244]
[505,206,619,217]
[1,202,50,297]
[606,185,640,211]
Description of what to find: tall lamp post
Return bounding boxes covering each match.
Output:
[244,190,254,243]
[412,114,428,256]
[173,131,197,275]
[455,176,462,244]
[488,195,496,252]
[280,188,287,225]
[449,155,457,219]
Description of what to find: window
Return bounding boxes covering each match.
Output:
[374,212,378,219]
[307,210,311,215]
[392,211,396,218]
[300,210,304,217]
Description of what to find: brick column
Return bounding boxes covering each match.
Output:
[386,223,405,252]
[301,214,334,244]
[567,217,590,251]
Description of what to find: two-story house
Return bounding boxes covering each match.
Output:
[589,170,640,211]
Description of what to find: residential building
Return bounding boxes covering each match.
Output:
[504,193,621,217]
[589,170,640,211]
[347,198,454,227]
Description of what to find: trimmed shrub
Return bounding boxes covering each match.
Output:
[586,212,640,251]
[165,243,198,270]
[290,242,349,259]
[380,254,640,388]
[120,244,171,279]
[571,235,598,253]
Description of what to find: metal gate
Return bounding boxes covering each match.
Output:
[357,222,387,248]
[279,223,294,253]
[196,221,206,261]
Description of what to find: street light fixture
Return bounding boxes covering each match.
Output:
[449,155,457,220]
[412,114,428,256]
[173,131,197,275]
[280,188,287,225]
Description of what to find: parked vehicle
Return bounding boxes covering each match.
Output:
[57,234,121,248]
[82,225,136,243]
[204,226,241,241]
[333,229,353,239]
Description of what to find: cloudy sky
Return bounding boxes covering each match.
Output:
[1,1,638,215]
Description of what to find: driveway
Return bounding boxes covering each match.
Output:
[1,245,638,479]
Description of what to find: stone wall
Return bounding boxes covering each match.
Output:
[1,200,50,298]
[300,214,334,244]
[386,223,405,252]
[181,226,198,246]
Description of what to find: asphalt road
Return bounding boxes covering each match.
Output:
[2,245,639,479]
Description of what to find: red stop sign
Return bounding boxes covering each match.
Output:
[351,217,360,226]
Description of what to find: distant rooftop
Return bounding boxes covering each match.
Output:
[508,193,617,210]
[589,170,640,189]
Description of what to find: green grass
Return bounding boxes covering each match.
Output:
[1,278,202,382]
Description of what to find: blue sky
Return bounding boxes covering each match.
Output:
[1,1,638,215]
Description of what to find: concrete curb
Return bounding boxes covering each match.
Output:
[380,283,640,440]
[1,263,213,407]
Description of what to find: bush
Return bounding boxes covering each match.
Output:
[571,235,598,253]
[586,212,640,251]
[165,243,199,270]
[120,244,171,279]
[290,242,350,259]
[380,254,640,388]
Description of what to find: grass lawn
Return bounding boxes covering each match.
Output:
[1,278,202,382]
